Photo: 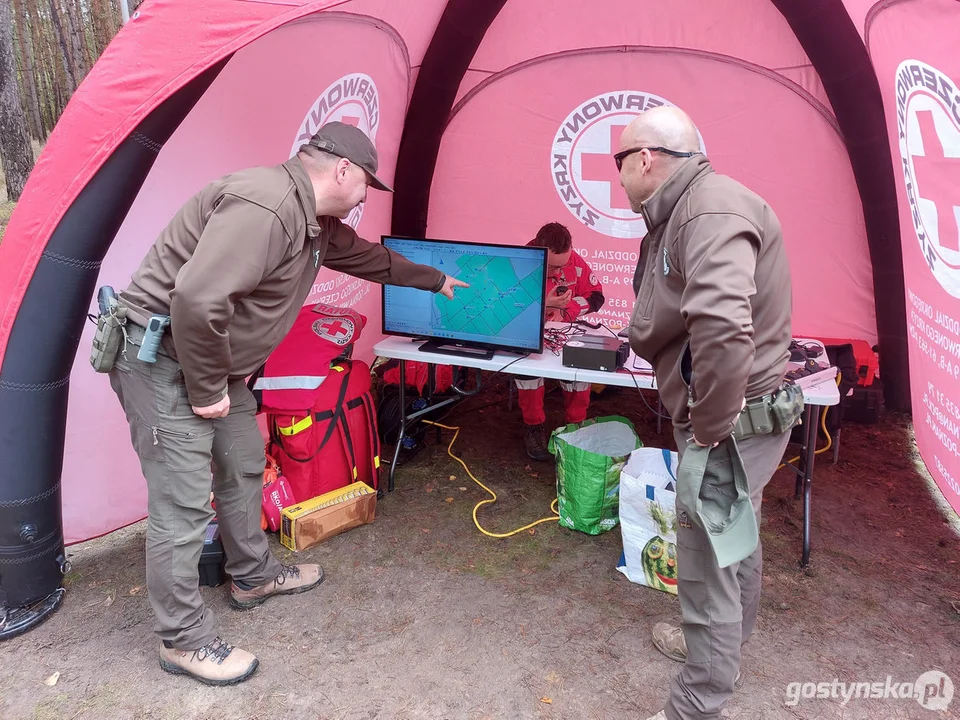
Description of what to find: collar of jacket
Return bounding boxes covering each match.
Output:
[283,156,322,239]
[640,154,714,230]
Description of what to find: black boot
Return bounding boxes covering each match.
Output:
[523,423,551,462]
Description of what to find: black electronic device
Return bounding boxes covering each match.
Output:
[382,236,548,357]
[198,519,227,587]
[561,335,629,372]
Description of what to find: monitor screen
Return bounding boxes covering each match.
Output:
[381,236,548,354]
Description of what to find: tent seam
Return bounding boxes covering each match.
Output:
[448,45,842,139]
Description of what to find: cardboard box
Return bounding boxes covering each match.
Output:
[280,482,376,551]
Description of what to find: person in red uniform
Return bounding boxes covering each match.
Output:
[517,222,605,460]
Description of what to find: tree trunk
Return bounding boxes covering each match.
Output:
[92,0,116,57]
[73,0,94,70]
[47,0,76,91]
[30,0,56,134]
[38,0,68,122]
[62,0,87,83]
[0,0,36,201]
[12,0,46,141]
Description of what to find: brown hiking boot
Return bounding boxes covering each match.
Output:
[159,637,258,686]
[229,564,324,610]
[652,621,687,662]
[523,423,551,462]
[651,622,744,688]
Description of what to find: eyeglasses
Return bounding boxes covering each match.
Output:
[614,146,696,171]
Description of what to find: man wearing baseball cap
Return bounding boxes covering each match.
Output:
[106,121,467,686]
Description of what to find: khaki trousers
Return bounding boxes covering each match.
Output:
[665,427,791,720]
[108,327,282,649]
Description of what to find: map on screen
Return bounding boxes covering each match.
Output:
[382,237,547,353]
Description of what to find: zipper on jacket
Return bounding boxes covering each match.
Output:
[678,339,696,407]
[635,231,663,320]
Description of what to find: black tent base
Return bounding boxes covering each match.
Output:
[0,588,65,642]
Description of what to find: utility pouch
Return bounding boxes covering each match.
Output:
[770,382,805,434]
[90,305,128,373]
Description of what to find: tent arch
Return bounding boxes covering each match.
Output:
[771,0,909,411]
[0,4,412,634]
[394,0,908,410]
[447,46,844,135]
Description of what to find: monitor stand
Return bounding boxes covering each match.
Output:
[418,339,495,361]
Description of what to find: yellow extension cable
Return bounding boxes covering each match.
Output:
[778,375,841,470]
[424,376,840,534]
[421,420,560,538]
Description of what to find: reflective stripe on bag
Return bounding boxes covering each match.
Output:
[253,375,327,391]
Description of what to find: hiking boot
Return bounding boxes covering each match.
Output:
[230,564,324,611]
[652,621,687,663]
[652,622,744,688]
[159,637,258,686]
[523,423,551,462]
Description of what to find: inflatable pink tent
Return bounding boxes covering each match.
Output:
[1,0,958,632]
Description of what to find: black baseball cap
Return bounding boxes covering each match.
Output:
[306,121,393,192]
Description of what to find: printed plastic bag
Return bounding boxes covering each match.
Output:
[617,447,679,594]
[548,416,640,535]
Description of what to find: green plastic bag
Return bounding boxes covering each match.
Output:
[548,416,641,535]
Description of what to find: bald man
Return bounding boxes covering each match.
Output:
[618,107,798,720]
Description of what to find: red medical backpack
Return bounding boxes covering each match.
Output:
[253,304,381,501]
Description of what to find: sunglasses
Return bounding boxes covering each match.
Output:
[614,146,696,171]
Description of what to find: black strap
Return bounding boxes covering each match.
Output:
[338,410,358,479]
[273,365,353,464]
[312,396,360,421]
[247,363,266,413]
[359,391,381,490]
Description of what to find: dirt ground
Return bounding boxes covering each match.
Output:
[1,375,959,720]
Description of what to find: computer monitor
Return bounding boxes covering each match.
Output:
[381,236,548,358]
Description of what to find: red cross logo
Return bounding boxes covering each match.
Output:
[580,124,631,210]
[321,320,349,337]
[913,109,960,252]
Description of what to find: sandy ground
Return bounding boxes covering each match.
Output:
[1,378,958,720]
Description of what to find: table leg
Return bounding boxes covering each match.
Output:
[800,404,819,568]
[428,364,440,443]
[795,405,812,500]
[388,359,407,493]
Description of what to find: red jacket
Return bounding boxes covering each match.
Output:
[547,250,604,322]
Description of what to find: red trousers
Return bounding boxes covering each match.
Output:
[515,378,591,426]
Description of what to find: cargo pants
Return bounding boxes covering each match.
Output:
[665,426,791,720]
[108,323,283,649]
